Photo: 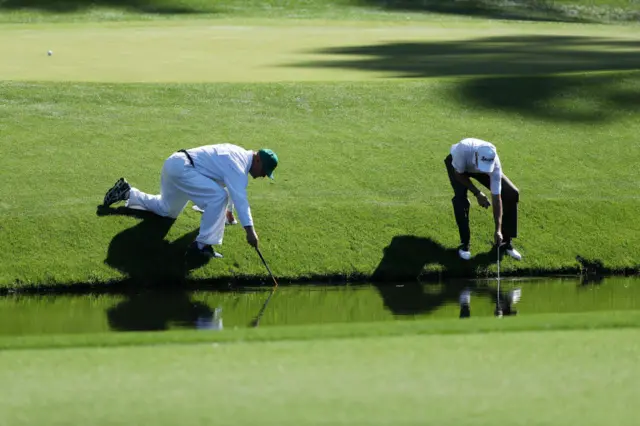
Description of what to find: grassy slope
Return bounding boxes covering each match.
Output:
[1,76,639,287]
[1,323,639,425]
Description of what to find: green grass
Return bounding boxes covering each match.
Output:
[2,20,640,83]
[0,319,639,425]
[1,74,639,287]
[1,309,640,349]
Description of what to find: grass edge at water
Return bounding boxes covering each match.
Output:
[1,310,639,351]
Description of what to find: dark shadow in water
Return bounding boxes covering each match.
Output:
[0,0,215,14]
[107,290,213,331]
[371,235,511,315]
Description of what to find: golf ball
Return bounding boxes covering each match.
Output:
[47,50,53,56]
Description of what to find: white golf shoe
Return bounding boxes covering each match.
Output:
[504,244,523,261]
[458,244,471,260]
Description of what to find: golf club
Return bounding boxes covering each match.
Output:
[250,247,279,328]
[495,242,503,318]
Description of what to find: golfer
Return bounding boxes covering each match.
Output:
[445,137,522,261]
[103,143,279,260]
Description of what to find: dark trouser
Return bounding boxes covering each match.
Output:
[444,154,519,246]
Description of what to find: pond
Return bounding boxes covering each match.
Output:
[1,276,638,335]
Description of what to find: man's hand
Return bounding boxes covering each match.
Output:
[475,192,491,209]
[245,226,259,248]
[494,230,503,246]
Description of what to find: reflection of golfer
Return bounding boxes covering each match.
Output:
[193,192,237,225]
[445,138,522,261]
[103,144,278,260]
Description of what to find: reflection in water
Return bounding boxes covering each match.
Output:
[196,307,224,331]
[0,276,638,336]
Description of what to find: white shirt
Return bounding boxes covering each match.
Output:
[450,138,502,195]
[186,144,254,227]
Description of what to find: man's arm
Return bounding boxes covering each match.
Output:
[223,167,258,248]
[454,172,491,208]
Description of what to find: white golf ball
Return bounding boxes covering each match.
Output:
[47,50,53,56]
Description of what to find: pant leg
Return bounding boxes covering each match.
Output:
[170,164,228,246]
[467,172,519,241]
[500,174,519,241]
[445,155,471,245]
[126,154,190,219]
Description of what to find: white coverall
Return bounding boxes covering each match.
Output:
[126,144,254,246]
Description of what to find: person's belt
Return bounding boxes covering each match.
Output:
[178,149,195,167]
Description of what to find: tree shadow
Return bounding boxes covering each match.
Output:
[292,35,640,123]
[371,235,510,315]
[458,73,640,123]
[353,0,592,23]
[0,0,215,14]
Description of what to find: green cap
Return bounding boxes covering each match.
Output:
[258,148,279,179]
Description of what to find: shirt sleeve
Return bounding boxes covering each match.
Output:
[489,162,502,195]
[450,144,466,174]
[223,163,253,227]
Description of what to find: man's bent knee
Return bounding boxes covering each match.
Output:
[452,195,470,208]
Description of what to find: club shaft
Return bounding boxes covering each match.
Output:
[251,247,279,327]
[256,247,278,288]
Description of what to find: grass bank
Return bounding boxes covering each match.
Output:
[1,76,639,288]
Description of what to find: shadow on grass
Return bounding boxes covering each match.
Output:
[354,0,589,23]
[97,205,206,283]
[458,73,640,122]
[371,235,511,315]
[293,35,640,123]
[0,0,215,14]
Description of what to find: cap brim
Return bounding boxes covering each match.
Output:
[477,162,495,173]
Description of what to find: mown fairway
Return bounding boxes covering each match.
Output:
[1,20,640,82]
[1,324,639,425]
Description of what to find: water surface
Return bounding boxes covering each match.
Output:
[1,276,638,335]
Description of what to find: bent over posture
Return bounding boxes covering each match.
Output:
[445,138,522,261]
[103,143,278,260]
